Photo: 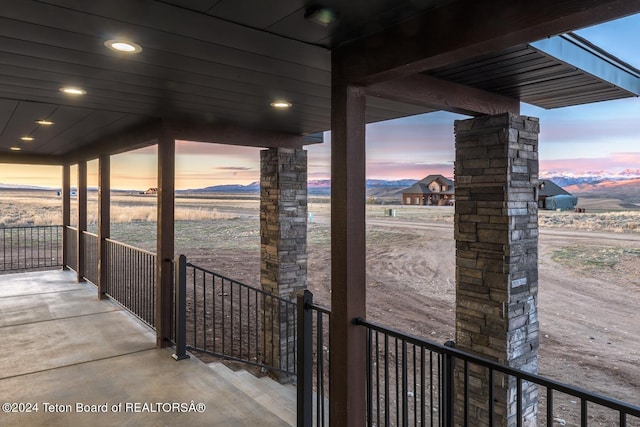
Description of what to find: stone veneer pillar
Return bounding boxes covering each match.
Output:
[454,113,540,426]
[260,147,308,380]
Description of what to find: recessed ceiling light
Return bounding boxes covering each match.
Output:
[10,146,21,151]
[304,6,338,27]
[105,40,142,54]
[60,87,86,95]
[36,119,55,125]
[270,101,292,109]
[20,136,34,141]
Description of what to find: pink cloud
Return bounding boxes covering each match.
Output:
[541,152,640,175]
[367,161,453,180]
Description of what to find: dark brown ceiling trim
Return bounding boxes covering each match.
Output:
[367,74,520,116]
[163,119,304,149]
[334,0,640,85]
[0,153,64,165]
[63,119,162,164]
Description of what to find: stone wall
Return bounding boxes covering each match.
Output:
[260,147,308,379]
[454,113,540,426]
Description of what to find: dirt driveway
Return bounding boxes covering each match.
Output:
[305,217,640,407]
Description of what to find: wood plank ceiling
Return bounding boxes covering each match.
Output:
[0,0,638,162]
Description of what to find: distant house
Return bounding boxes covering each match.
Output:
[401,175,455,206]
[538,180,577,210]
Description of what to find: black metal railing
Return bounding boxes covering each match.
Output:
[182,260,297,376]
[64,226,77,271]
[0,225,63,272]
[355,318,640,427]
[82,231,98,285]
[104,238,156,329]
[297,290,330,427]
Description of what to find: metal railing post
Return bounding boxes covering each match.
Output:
[297,290,313,427]
[443,340,456,427]
[172,254,189,361]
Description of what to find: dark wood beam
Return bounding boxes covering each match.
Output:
[330,81,367,426]
[0,153,64,165]
[98,154,110,300]
[334,0,640,85]
[156,132,175,348]
[62,164,71,270]
[77,160,87,283]
[63,119,162,164]
[367,74,520,116]
[163,120,304,149]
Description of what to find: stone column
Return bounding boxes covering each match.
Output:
[260,147,308,380]
[454,113,540,426]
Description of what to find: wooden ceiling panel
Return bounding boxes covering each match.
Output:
[425,37,640,109]
[0,99,20,142]
[208,0,303,30]
[35,0,329,69]
[160,0,220,13]
[0,102,58,147]
[43,111,140,155]
[0,37,330,108]
[266,0,442,47]
[1,0,637,161]
[0,15,330,87]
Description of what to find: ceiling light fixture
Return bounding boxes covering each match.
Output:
[304,5,338,27]
[60,87,86,95]
[270,101,292,109]
[105,40,143,54]
[36,119,55,125]
[20,136,34,141]
[10,146,21,151]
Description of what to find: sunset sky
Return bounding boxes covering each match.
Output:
[1,14,639,190]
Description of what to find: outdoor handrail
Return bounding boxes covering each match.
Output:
[183,259,297,376]
[103,238,156,329]
[298,291,331,427]
[186,262,293,303]
[354,317,640,421]
[104,237,156,257]
[1,225,63,272]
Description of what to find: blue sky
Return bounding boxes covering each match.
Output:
[2,14,639,190]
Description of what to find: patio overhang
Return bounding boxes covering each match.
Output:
[1,1,639,163]
[424,32,640,111]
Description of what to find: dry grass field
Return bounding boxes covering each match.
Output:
[2,189,639,421]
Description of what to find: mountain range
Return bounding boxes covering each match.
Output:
[184,172,640,202]
[184,179,419,196]
[2,171,639,202]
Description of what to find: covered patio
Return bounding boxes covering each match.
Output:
[2,1,640,426]
[0,269,294,426]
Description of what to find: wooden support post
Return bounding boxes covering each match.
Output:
[62,164,71,270]
[77,160,87,282]
[98,154,110,299]
[156,134,175,348]
[330,81,367,426]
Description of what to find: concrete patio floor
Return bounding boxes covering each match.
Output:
[0,270,292,426]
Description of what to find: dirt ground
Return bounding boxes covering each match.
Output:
[199,207,640,413]
[3,191,639,421]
